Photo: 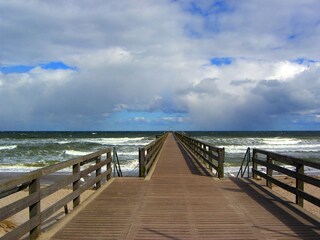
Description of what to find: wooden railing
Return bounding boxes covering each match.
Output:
[139,133,168,177]
[252,149,320,207]
[0,148,112,240]
[237,147,251,178]
[174,132,225,178]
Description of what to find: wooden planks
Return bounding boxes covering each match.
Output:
[50,133,320,240]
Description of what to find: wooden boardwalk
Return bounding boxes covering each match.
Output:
[47,133,320,239]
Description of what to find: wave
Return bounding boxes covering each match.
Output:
[64,150,93,156]
[58,140,72,144]
[223,143,320,154]
[116,151,138,156]
[0,145,17,150]
[262,137,301,145]
[79,137,149,146]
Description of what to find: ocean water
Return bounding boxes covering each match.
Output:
[0,131,319,175]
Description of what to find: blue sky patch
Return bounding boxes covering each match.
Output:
[0,64,34,74]
[188,1,232,16]
[210,57,233,66]
[40,61,77,70]
[293,58,317,64]
[0,61,77,74]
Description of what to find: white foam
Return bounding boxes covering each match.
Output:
[58,140,71,144]
[262,137,301,145]
[116,151,138,156]
[120,160,139,172]
[80,137,149,146]
[65,150,92,156]
[0,145,17,150]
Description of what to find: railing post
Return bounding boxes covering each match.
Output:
[267,155,273,189]
[296,164,304,207]
[252,149,258,179]
[107,152,112,181]
[139,148,146,177]
[29,178,40,240]
[73,163,80,208]
[208,146,213,172]
[218,148,224,178]
[247,148,251,178]
[96,156,101,189]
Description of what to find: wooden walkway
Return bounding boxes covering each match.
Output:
[47,133,320,239]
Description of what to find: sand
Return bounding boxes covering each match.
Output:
[255,175,320,218]
[0,187,94,237]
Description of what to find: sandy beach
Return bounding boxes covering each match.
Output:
[255,175,320,218]
[0,175,95,237]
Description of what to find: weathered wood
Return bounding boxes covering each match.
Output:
[0,147,112,240]
[267,155,273,189]
[29,178,41,240]
[139,147,146,177]
[0,180,30,199]
[0,148,112,192]
[41,174,80,199]
[139,133,168,178]
[51,133,320,240]
[252,149,320,208]
[254,148,320,168]
[174,132,224,178]
[81,156,111,177]
[106,152,112,181]
[296,164,304,207]
[95,156,102,189]
[72,163,80,208]
[0,192,39,222]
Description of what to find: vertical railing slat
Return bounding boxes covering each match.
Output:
[73,163,81,208]
[29,178,40,240]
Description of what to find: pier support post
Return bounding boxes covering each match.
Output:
[218,148,225,178]
[252,150,258,179]
[296,164,304,207]
[107,152,112,181]
[96,156,101,189]
[29,178,40,240]
[73,163,80,208]
[267,156,273,189]
[139,148,146,177]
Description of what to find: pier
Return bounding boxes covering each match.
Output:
[1,133,320,239]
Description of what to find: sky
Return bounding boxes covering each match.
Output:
[1,0,320,131]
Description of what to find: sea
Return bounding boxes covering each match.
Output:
[0,131,320,176]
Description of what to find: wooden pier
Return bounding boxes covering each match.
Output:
[41,133,319,239]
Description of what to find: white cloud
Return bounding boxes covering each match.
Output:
[267,61,307,80]
[0,1,320,130]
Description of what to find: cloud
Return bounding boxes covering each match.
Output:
[0,1,320,130]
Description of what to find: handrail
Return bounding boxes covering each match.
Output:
[112,147,123,177]
[174,132,225,178]
[237,147,251,178]
[252,148,320,208]
[0,148,112,240]
[139,133,168,178]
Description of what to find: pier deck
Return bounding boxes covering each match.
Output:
[47,133,319,239]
